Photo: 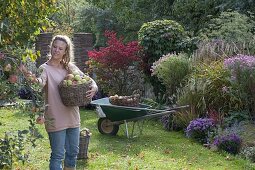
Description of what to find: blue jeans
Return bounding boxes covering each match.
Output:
[48,127,80,170]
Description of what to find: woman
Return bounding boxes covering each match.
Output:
[29,35,97,170]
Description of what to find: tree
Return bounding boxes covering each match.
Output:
[75,0,175,44]
[87,31,143,95]
[171,0,255,35]
[198,11,255,43]
[0,0,57,47]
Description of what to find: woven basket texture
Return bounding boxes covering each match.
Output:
[58,81,92,106]
[77,129,91,160]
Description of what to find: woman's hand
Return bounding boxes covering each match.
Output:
[86,86,97,99]
[36,115,45,124]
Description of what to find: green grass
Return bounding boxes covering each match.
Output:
[0,107,255,170]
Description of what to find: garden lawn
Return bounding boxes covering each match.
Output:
[0,107,254,170]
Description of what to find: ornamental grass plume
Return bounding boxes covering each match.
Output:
[185,118,215,144]
[213,133,242,155]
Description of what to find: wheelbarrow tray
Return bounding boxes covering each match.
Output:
[91,97,150,121]
[91,97,189,137]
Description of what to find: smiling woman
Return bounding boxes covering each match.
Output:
[22,35,98,170]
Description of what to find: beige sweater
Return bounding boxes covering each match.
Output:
[38,62,96,132]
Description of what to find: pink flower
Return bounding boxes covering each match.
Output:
[8,74,18,83]
[0,51,5,59]
[222,86,229,93]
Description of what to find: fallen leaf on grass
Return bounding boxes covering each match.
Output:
[137,151,145,159]
[164,149,171,154]
[90,152,100,159]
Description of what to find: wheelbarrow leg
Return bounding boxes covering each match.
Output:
[123,120,145,138]
[124,120,129,138]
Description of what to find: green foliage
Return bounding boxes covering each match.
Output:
[138,19,196,102]
[176,77,206,117]
[0,0,57,47]
[138,20,187,59]
[80,0,175,42]
[172,0,222,33]
[240,146,255,162]
[199,11,255,43]
[0,48,40,101]
[0,102,43,169]
[173,110,200,131]
[0,49,44,168]
[177,61,244,117]
[76,7,119,47]
[193,61,243,113]
[224,110,251,127]
[172,0,255,35]
[0,130,29,169]
[141,98,165,110]
[151,53,191,102]
[161,109,199,132]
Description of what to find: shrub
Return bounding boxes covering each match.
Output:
[240,146,255,162]
[87,30,143,95]
[224,110,251,127]
[199,11,255,43]
[178,61,242,117]
[176,76,206,116]
[0,49,43,168]
[185,118,215,144]
[138,19,196,101]
[224,54,255,118]
[213,133,242,155]
[151,53,191,102]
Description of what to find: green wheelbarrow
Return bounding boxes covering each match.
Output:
[91,97,189,138]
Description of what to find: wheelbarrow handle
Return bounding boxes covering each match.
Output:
[113,110,177,124]
[144,105,190,112]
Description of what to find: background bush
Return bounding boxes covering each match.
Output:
[138,19,196,102]
[198,11,255,43]
[151,53,191,103]
[87,31,143,96]
[240,146,255,162]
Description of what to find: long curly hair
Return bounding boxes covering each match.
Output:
[48,35,74,72]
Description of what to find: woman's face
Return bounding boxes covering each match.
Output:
[51,39,67,61]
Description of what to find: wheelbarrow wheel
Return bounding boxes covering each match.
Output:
[97,118,119,135]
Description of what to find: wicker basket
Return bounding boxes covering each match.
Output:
[109,94,140,107]
[78,128,91,160]
[58,80,92,106]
